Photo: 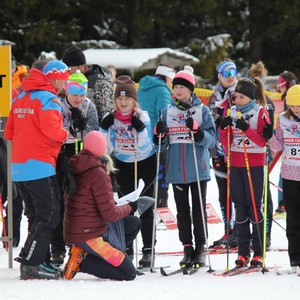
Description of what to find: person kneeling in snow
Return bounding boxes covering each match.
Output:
[63,131,141,281]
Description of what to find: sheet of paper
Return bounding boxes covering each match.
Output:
[115,179,145,206]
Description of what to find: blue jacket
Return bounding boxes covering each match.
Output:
[137,76,172,135]
[160,95,216,184]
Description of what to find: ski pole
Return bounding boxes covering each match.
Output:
[262,147,269,273]
[150,131,162,272]
[225,109,231,272]
[190,130,214,273]
[134,131,139,269]
[237,112,264,261]
[272,218,286,231]
[0,194,8,251]
[269,181,283,192]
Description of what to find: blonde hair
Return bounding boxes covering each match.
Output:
[114,100,140,113]
[248,61,268,78]
[102,153,118,174]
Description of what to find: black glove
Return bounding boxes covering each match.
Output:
[128,201,138,214]
[185,117,204,142]
[69,116,88,137]
[154,121,167,135]
[220,116,233,130]
[100,112,114,130]
[153,121,167,145]
[185,117,197,131]
[262,117,273,140]
[214,113,222,128]
[131,115,146,132]
[236,117,249,132]
[70,107,82,120]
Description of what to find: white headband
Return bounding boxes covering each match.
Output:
[155,66,175,80]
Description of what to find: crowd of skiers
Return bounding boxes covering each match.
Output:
[1,46,300,281]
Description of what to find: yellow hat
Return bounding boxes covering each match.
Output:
[286,84,300,106]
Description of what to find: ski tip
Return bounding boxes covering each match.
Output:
[160,267,168,276]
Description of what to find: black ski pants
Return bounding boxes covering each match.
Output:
[283,178,300,265]
[16,176,61,265]
[230,166,264,257]
[172,181,207,246]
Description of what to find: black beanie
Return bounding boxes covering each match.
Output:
[62,46,86,67]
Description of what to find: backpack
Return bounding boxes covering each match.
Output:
[85,65,114,122]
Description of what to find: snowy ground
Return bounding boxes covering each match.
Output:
[0,159,299,300]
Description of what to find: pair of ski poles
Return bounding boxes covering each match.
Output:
[225,109,268,272]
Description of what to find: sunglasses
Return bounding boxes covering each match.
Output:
[220,69,237,78]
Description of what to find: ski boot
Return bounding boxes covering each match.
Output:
[235,254,250,267]
[194,245,206,268]
[51,250,66,266]
[139,248,154,268]
[63,245,87,280]
[274,205,286,219]
[250,256,263,267]
[212,229,235,247]
[126,245,134,261]
[179,245,194,268]
[20,263,61,280]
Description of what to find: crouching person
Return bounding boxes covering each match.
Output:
[63,131,141,280]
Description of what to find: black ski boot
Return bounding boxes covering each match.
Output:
[51,250,66,266]
[139,248,154,268]
[126,245,134,261]
[179,245,194,268]
[194,245,206,267]
[20,263,61,280]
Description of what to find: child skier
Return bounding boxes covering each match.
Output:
[219,77,271,267]
[153,66,216,268]
[269,85,300,269]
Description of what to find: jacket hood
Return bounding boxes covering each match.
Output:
[22,68,57,94]
[138,76,169,91]
[70,149,107,175]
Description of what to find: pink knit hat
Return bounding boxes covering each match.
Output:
[172,65,195,91]
[84,131,107,157]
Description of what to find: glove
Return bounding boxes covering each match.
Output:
[262,117,273,140]
[70,107,82,120]
[213,113,222,128]
[153,121,167,145]
[128,201,138,214]
[220,116,233,130]
[131,115,146,132]
[185,117,204,142]
[154,121,167,135]
[69,116,88,137]
[236,117,250,132]
[100,112,114,130]
[185,117,198,131]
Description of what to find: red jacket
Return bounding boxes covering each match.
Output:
[64,149,132,244]
[5,69,68,181]
[219,107,269,167]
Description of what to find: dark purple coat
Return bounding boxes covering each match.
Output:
[63,149,132,244]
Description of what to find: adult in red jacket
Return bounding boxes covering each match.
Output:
[4,60,69,280]
[63,131,140,281]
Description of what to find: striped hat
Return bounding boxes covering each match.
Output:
[216,61,237,73]
[66,71,88,95]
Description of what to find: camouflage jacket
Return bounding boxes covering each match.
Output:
[85,65,114,122]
